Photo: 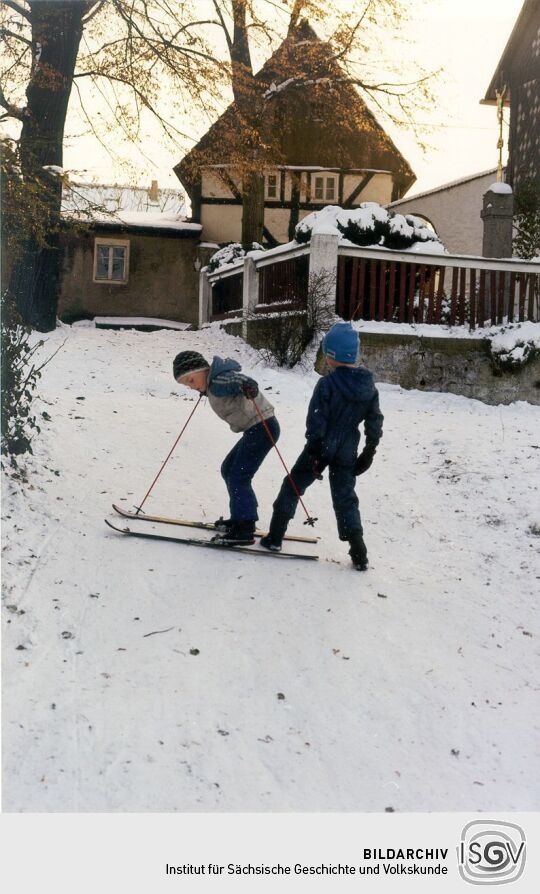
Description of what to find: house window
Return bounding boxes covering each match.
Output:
[313,174,337,202]
[93,238,129,283]
[265,172,279,200]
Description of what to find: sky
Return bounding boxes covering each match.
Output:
[60,0,525,200]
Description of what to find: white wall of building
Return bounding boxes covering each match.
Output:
[388,169,498,256]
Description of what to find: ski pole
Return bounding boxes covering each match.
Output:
[250,398,317,527]
[135,394,203,514]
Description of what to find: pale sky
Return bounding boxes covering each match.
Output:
[61,0,524,199]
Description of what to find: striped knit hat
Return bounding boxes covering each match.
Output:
[173,351,209,380]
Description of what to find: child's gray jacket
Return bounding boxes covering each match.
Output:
[206,356,275,433]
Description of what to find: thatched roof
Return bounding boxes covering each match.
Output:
[175,20,415,197]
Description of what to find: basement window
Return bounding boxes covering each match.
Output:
[313,174,337,202]
[93,238,130,283]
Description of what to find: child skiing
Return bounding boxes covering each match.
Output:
[173,351,279,546]
[260,322,383,570]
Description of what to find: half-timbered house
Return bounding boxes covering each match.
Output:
[175,20,415,247]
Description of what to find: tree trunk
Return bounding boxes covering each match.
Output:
[230,0,265,247]
[10,1,88,331]
[241,173,265,247]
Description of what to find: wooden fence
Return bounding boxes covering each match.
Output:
[337,250,539,328]
[205,242,539,328]
[257,255,309,313]
[208,271,243,320]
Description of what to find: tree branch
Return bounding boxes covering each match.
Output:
[2,0,31,22]
[0,83,26,120]
[0,27,32,47]
[288,0,305,31]
[213,0,232,53]
[81,1,106,25]
[73,70,192,143]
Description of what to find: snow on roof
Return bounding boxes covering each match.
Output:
[388,168,499,206]
[62,181,187,216]
[117,211,201,231]
[203,163,390,174]
[64,208,201,232]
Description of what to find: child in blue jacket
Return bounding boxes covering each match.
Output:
[173,351,279,545]
[260,322,383,569]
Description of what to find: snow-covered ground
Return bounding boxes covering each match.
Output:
[2,323,539,813]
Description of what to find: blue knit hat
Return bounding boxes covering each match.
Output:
[322,323,360,364]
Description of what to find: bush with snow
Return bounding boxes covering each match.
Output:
[294,204,445,253]
[208,241,265,272]
[488,321,540,371]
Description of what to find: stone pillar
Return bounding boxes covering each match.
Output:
[198,271,212,327]
[242,256,258,339]
[197,243,218,327]
[308,232,339,310]
[196,242,218,270]
[481,184,514,258]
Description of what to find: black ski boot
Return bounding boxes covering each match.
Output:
[348,530,368,571]
[214,516,233,532]
[211,521,255,546]
[260,513,290,553]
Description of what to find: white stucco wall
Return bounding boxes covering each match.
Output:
[388,170,498,256]
[201,205,243,243]
[199,167,401,244]
[343,172,393,205]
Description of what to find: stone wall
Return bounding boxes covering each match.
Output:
[58,226,202,324]
[225,320,540,406]
[354,332,540,406]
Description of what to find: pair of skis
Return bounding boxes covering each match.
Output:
[106,504,319,561]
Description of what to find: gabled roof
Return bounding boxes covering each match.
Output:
[482,0,540,105]
[388,168,498,206]
[175,20,415,195]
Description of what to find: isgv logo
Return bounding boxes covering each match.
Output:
[458,820,526,885]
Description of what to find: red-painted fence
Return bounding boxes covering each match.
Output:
[337,255,539,328]
[257,255,309,312]
[206,246,539,327]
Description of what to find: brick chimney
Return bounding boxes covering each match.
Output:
[148,179,159,204]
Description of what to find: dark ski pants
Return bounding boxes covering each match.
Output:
[221,416,280,522]
[272,444,362,540]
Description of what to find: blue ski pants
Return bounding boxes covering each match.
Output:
[221,416,280,522]
[272,438,362,540]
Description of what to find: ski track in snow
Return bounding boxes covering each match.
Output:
[2,322,539,812]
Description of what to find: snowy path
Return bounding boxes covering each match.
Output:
[2,323,539,812]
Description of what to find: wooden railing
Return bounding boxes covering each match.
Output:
[257,254,309,313]
[203,240,539,328]
[207,268,243,320]
[337,247,539,328]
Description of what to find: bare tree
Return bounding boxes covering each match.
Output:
[248,269,337,368]
[1,0,436,330]
[201,0,437,246]
[1,0,225,330]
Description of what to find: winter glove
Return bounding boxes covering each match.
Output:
[307,450,325,480]
[241,381,259,400]
[355,445,376,476]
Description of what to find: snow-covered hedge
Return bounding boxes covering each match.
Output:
[295,203,446,253]
[488,321,540,371]
[208,241,264,272]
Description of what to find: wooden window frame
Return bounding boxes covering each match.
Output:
[265,171,280,200]
[312,173,337,203]
[93,237,130,284]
